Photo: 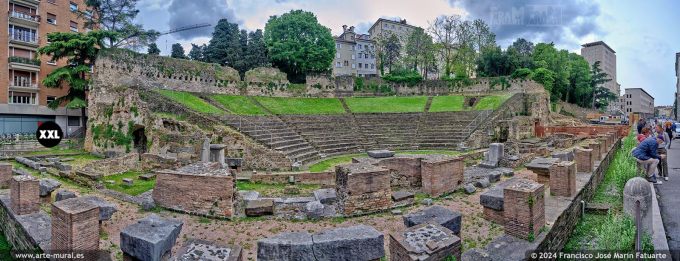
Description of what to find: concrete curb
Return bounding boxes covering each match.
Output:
[650,184,672,260]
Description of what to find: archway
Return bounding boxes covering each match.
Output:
[132,127,147,154]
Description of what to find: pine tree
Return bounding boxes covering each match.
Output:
[245,29,268,68]
[205,19,242,69]
[147,43,160,55]
[188,43,204,61]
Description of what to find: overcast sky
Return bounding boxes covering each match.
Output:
[136,0,680,105]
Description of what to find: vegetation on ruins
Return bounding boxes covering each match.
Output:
[264,10,335,83]
[382,69,423,86]
[170,43,186,59]
[81,0,159,49]
[157,90,224,115]
[103,170,155,196]
[38,30,118,131]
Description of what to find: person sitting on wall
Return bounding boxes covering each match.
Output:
[632,134,665,185]
[637,127,651,143]
[637,118,646,134]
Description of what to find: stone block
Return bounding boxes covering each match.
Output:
[176,239,243,261]
[313,188,336,204]
[55,162,72,171]
[39,178,61,197]
[335,163,391,216]
[503,179,545,240]
[139,173,156,181]
[479,143,504,168]
[0,163,12,188]
[257,232,315,261]
[200,138,211,162]
[305,201,325,220]
[246,199,274,216]
[367,150,395,159]
[464,184,476,194]
[488,171,502,183]
[479,178,519,211]
[51,197,100,251]
[120,214,183,261]
[575,148,595,173]
[10,175,40,215]
[55,190,77,202]
[392,190,415,202]
[549,161,576,197]
[238,190,259,201]
[587,141,602,161]
[81,196,117,221]
[421,155,464,197]
[474,177,490,188]
[153,166,234,218]
[497,167,514,177]
[122,178,134,185]
[525,158,559,183]
[403,205,462,235]
[389,223,461,261]
[312,225,385,261]
[551,150,574,162]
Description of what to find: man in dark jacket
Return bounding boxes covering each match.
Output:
[637,118,646,134]
[633,135,665,184]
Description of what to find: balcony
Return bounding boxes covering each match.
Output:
[9,0,39,9]
[8,11,40,27]
[8,56,41,72]
[9,32,39,48]
[8,81,39,92]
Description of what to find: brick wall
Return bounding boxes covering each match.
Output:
[504,179,545,240]
[483,207,505,225]
[335,164,391,216]
[549,161,576,197]
[0,163,11,188]
[537,125,628,139]
[587,142,602,161]
[51,198,99,251]
[575,148,595,173]
[377,157,422,189]
[250,171,335,186]
[153,171,235,218]
[421,156,464,198]
[10,176,39,215]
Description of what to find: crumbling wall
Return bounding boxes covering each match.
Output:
[153,170,235,218]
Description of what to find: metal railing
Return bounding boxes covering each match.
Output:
[9,32,39,43]
[9,11,40,22]
[8,56,41,66]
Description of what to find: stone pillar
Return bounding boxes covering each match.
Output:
[549,161,576,197]
[51,198,100,251]
[623,177,652,234]
[120,214,183,261]
[597,135,609,150]
[598,137,608,155]
[389,223,461,261]
[421,156,463,197]
[0,163,11,189]
[480,143,504,168]
[551,149,574,162]
[10,175,40,215]
[574,148,595,173]
[587,141,602,161]
[200,138,210,162]
[209,144,226,166]
[503,179,545,241]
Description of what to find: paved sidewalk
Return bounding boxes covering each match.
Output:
[655,143,680,260]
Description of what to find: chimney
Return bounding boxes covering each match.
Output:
[349,26,355,32]
[401,19,407,24]
[342,25,347,32]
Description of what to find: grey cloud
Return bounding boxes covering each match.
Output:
[167,0,240,40]
[451,0,603,47]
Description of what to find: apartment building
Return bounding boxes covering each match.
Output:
[368,18,417,47]
[333,25,378,77]
[581,41,620,112]
[620,88,654,118]
[0,0,90,135]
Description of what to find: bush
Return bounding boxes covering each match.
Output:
[511,68,533,79]
[382,69,422,86]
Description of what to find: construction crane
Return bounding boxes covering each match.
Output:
[158,23,212,52]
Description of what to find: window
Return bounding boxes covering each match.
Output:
[351,63,356,69]
[68,116,81,126]
[47,96,56,104]
[364,44,368,49]
[336,43,341,49]
[371,64,375,69]
[358,63,362,68]
[358,45,362,49]
[47,13,57,25]
[343,61,349,66]
[336,53,340,58]
[70,21,78,32]
[365,64,368,69]
[69,2,78,11]
[9,91,37,105]
[336,62,341,68]
[365,54,368,59]
[351,54,355,60]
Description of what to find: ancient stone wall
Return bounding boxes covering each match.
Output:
[377,156,422,189]
[537,125,629,139]
[249,171,335,186]
[0,194,50,251]
[335,164,392,216]
[421,156,464,197]
[152,170,235,218]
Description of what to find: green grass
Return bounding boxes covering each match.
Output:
[345,96,428,113]
[308,153,364,172]
[255,97,345,115]
[563,129,654,253]
[211,95,269,115]
[25,147,86,156]
[0,231,11,261]
[396,150,462,156]
[429,96,465,112]
[103,170,155,196]
[157,90,224,115]
[474,95,511,110]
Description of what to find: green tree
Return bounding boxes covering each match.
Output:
[38,30,118,130]
[531,68,556,96]
[205,19,242,69]
[147,43,160,55]
[428,15,461,77]
[170,43,186,59]
[404,28,434,76]
[82,0,159,49]
[507,38,534,70]
[188,43,205,61]
[375,33,402,74]
[590,61,614,109]
[245,29,269,69]
[566,53,593,107]
[476,45,512,77]
[264,10,335,82]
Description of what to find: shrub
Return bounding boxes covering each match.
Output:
[511,68,533,79]
[382,69,422,86]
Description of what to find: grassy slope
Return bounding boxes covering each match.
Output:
[563,129,654,252]
[157,90,224,115]
[474,95,511,110]
[211,95,269,115]
[345,96,428,113]
[429,96,465,112]
[255,97,345,115]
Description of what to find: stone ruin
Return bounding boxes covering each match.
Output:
[335,163,391,216]
[152,162,235,218]
[175,239,243,261]
[120,214,183,261]
[51,198,100,251]
[389,223,462,261]
[10,175,40,215]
